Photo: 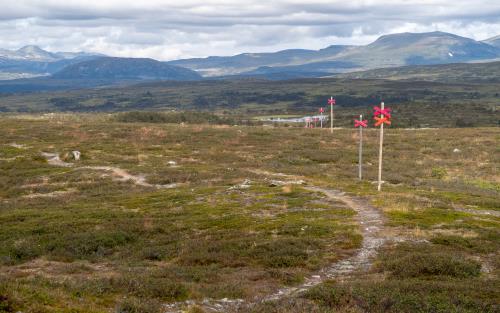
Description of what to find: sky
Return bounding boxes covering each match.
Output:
[1,0,500,60]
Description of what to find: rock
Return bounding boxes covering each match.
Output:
[229,179,252,190]
[9,143,27,149]
[453,148,461,153]
[71,151,81,161]
[269,179,305,187]
[168,160,177,166]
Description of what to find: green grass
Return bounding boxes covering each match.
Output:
[0,115,498,312]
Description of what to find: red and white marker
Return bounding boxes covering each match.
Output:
[373,102,392,191]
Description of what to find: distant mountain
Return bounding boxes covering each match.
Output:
[238,61,357,80]
[0,45,103,62]
[3,31,500,84]
[0,56,103,76]
[356,31,499,66]
[52,57,202,80]
[0,45,104,79]
[168,31,500,77]
[336,61,500,83]
[483,35,500,48]
[168,46,357,76]
[13,45,60,61]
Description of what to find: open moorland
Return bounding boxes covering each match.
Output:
[0,114,498,313]
[0,76,499,128]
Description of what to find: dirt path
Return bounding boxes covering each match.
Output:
[164,181,389,313]
[41,152,178,189]
[262,186,386,302]
[38,159,390,311]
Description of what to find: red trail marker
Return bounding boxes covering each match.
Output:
[373,102,392,191]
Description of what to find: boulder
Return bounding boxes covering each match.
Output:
[72,150,81,160]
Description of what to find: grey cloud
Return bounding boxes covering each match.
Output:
[0,1,499,60]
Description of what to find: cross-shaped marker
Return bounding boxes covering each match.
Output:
[374,116,391,126]
[354,119,368,128]
[328,97,336,106]
[373,106,391,118]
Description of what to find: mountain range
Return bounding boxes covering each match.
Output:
[0,31,499,82]
[169,32,500,77]
[0,45,104,79]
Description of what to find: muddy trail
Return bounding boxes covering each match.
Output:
[41,152,178,189]
[164,182,389,313]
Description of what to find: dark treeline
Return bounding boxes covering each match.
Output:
[115,111,261,126]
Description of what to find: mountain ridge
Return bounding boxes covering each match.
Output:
[483,35,500,48]
[168,31,500,77]
[2,31,500,81]
[52,57,201,81]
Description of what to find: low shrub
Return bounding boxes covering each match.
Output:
[47,231,137,261]
[115,111,236,125]
[123,276,189,301]
[431,167,447,179]
[377,244,481,279]
[253,239,316,268]
[115,298,162,313]
[0,294,17,313]
[302,279,498,313]
[430,235,496,254]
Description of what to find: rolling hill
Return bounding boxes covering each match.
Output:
[336,61,500,83]
[51,57,202,80]
[483,35,500,48]
[168,46,355,76]
[169,31,500,77]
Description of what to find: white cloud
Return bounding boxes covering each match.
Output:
[0,0,499,60]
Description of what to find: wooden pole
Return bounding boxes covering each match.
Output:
[330,97,333,133]
[359,114,363,180]
[377,102,384,191]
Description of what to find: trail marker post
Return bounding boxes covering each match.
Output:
[328,97,335,133]
[354,115,368,180]
[319,107,324,128]
[373,102,392,191]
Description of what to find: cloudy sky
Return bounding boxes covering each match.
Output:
[1,0,500,60]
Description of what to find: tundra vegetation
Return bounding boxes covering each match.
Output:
[0,113,498,313]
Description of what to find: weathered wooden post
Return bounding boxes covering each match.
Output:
[328,97,335,133]
[319,107,324,128]
[373,102,392,191]
[354,115,368,180]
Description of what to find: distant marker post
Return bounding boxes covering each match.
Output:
[373,102,392,191]
[328,97,335,133]
[354,115,368,180]
[319,107,324,128]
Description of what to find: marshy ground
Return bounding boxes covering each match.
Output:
[0,114,498,313]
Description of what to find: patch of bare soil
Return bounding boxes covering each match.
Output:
[0,258,118,281]
[40,152,179,189]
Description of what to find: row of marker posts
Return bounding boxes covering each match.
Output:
[306,98,392,191]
